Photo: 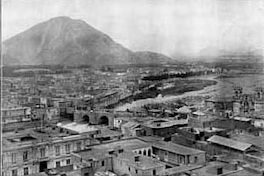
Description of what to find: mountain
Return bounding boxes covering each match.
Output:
[3,16,172,66]
[133,51,172,64]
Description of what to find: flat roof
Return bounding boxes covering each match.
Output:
[233,116,252,122]
[190,161,244,176]
[207,135,253,152]
[152,141,205,155]
[2,106,30,111]
[138,136,164,143]
[57,122,99,134]
[160,165,203,175]
[95,128,122,138]
[2,127,85,151]
[27,173,48,176]
[74,148,111,161]
[193,111,206,116]
[196,127,226,133]
[177,106,192,113]
[117,151,165,170]
[227,170,262,176]
[143,119,188,129]
[92,138,151,151]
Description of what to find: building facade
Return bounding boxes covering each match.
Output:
[2,128,92,176]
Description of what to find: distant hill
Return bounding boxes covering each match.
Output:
[3,16,173,66]
[133,51,172,64]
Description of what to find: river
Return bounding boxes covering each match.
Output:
[115,73,264,111]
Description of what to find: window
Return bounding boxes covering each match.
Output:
[65,144,71,154]
[128,167,130,171]
[148,149,151,156]
[194,156,198,163]
[24,167,29,175]
[11,153,16,164]
[55,146,60,156]
[143,150,146,156]
[66,159,71,165]
[76,142,82,151]
[135,169,138,174]
[2,154,4,167]
[187,155,190,164]
[56,161,60,168]
[153,169,156,176]
[12,169,17,176]
[40,148,45,158]
[101,160,105,166]
[23,151,28,162]
[84,173,89,176]
[179,155,184,164]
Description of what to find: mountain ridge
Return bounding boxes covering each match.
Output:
[3,16,173,66]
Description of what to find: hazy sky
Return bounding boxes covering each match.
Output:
[3,0,264,58]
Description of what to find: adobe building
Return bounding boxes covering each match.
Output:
[172,126,228,148]
[141,119,188,138]
[207,135,258,157]
[150,140,206,166]
[71,138,162,176]
[2,126,92,176]
[2,107,32,125]
[71,137,206,176]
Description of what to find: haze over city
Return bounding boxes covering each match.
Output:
[3,1,264,176]
[3,0,264,59]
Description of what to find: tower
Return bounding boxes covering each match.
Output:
[254,87,264,112]
[255,87,263,100]
[233,86,243,115]
[233,86,243,99]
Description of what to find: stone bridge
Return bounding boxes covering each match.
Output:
[73,110,115,128]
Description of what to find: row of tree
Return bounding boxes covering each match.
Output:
[142,70,215,81]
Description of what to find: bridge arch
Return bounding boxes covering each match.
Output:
[98,116,109,125]
[82,115,90,124]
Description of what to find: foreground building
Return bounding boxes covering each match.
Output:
[2,126,92,176]
[70,137,206,176]
[71,138,163,176]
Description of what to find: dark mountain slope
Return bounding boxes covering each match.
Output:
[3,16,173,66]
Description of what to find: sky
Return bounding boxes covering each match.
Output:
[2,0,264,59]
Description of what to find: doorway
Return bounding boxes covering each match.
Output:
[39,161,47,172]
